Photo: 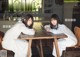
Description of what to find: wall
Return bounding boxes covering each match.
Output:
[63,2,78,30]
[0,21,16,33]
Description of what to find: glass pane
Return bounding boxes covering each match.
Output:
[8,0,13,12]
[64,0,80,2]
[8,0,42,13]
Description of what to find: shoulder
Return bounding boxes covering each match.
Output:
[14,21,25,27]
[58,24,67,28]
[44,24,50,27]
[11,21,24,29]
[58,24,70,31]
[58,24,69,30]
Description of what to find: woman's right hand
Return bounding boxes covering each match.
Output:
[46,28,52,32]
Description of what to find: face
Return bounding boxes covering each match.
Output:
[26,18,33,26]
[51,18,57,26]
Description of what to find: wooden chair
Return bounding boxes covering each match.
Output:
[74,26,80,47]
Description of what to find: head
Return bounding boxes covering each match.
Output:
[22,14,34,29]
[50,14,60,29]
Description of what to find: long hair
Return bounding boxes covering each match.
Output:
[22,14,34,29]
[50,14,61,29]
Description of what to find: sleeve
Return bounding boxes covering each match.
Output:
[21,25,35,35]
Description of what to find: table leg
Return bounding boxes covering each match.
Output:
[40,40,44,57]
[27,39,32,57]
[54,38,60,57]
[36,44,40,55]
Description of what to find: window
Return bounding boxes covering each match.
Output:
[64,0,80,2]
[8,0,42,13]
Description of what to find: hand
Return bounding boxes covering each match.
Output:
[46,29,51,32]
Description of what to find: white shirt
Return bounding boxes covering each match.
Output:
[44,24,77,43]
[3,21,35,40]
[2,21,35,52]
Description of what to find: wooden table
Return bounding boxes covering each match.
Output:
[20,30,67,57]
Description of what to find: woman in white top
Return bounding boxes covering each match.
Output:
[44,14,77,57]
[2,14,35,57]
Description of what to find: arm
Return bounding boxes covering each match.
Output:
[44,25,53,32]
[62,25,75,36]
[61,25,77,42]
[21,25,35,35]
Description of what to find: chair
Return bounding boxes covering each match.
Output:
[74,26,80,47]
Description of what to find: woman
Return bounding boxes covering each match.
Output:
[2,14,35,57]
[44,14,77,57]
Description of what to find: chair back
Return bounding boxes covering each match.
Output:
[74,26,80,46]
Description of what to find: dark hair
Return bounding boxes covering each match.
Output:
[0,31,4,40]
[22,14,34,29]
[50,14,61,29]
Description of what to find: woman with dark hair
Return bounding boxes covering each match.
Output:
[2,14,35,57]
[44,14,77,57]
